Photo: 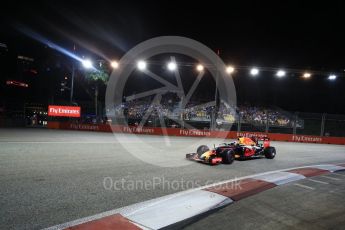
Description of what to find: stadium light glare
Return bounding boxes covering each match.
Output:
[110,61,119,69]
[328,74,337,80]
[250,68,259,76]
[226,66,235,74]
[303,72,311,79]
[82,59,93,69]
[196,64,204,72]
[276,70,286,77]
[167,61,177,71]
[137,60,147,71]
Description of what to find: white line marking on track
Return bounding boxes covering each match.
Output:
[307,178,329,185]
[294,183,315,190]
[0,141,120,144]
[329,190,343,195]
[320,175,341,181]
[333,172,345,177]
[0,140,199,144]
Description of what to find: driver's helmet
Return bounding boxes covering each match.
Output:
[238,137,256,146]
[251,136,258,144]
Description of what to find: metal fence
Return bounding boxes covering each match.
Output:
[324,114,345,137]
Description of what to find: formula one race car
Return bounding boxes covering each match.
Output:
[186,137,276,165]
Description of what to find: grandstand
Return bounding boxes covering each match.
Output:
[108,93,303,131]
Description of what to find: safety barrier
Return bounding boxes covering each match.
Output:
[47,121,345,145]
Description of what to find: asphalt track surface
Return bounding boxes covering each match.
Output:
[185,171,345,230]
[1,128,345,229]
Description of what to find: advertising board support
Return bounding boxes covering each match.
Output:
[237,113,241,132]
[265,109,269,133]
[293,112,298,135]
[320,113,326,137]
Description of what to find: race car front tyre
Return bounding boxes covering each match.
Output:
[197,145,209,157]
[222,150,234,164]
[264,147,276,159]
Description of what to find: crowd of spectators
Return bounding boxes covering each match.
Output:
[238,106,291,126]
[109,94,301,128]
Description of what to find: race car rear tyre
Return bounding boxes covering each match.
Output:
[264,147,276,159]
[197,145,209,157]
[222,150,234,164]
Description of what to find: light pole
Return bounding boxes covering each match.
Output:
[70,63,75,104]
[213,50,221,130]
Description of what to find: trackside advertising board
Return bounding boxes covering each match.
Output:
[48,105,81,117]
[47,121,345,145]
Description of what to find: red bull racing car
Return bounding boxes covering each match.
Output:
[186,137,276,165]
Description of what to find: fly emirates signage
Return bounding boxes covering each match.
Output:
[48,105,81,117]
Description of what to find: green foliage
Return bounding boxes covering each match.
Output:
[86,63,109,84]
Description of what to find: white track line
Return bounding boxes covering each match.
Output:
[307,178,329,185]
[0,140,207,144]
[333,172,345,177]
[0,141,118,144]
[329,190,344,195]
[294,183,315,190]
[320,175,341,181]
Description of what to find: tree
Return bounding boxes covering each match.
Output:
[85,63,110,117]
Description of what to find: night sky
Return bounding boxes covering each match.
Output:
[1,1,344,113]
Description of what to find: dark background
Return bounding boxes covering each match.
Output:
[0,0,344,113]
